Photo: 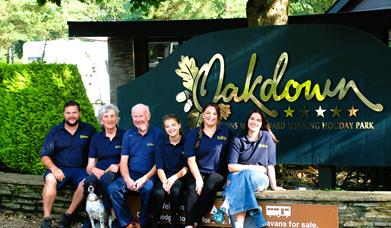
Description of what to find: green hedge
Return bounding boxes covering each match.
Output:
[0,63,99,174]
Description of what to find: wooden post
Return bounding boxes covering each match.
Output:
[318,165,336,189]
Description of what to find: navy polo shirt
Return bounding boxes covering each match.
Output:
[41,121,97,168]
[184,124,233,174]
[88,128,124,170]
[155,135,186,177]
[121,125,164,178]
[228,130,276,166]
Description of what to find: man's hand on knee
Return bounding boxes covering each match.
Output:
[50,167,65,181]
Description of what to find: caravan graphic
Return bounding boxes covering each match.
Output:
[266,206,291,218]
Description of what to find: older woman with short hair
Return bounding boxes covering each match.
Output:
[83,104,124,225]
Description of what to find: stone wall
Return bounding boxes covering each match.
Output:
[0,172,73,215]
[1,172,390,227]
[256,190,391,227]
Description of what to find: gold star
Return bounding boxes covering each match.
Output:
[300,106,310,118]
[284,106,295,118]
[330,106,342,117]
[315,106,326,117]
[348,105,359,117]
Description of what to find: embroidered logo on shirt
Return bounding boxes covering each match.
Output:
[80,135,89,139]
[115,145,122,149]
[217,136,227,141]
[147,143,155,147]
[259,144,268,148]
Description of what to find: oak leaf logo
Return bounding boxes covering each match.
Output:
[175,55,232,126]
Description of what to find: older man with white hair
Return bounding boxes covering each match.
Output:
[108,103,163,228]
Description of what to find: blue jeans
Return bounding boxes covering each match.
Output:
[107,176,155,227]
[226,169,269,228]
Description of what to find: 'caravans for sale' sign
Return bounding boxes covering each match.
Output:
[260,203,338,228]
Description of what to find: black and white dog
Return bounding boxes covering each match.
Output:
[85,185,112,228]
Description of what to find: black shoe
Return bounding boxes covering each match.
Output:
[41,217,52,228]
[169,214,181,228]
[169,224,182,228]
[82,218,91,228]
[148,219,160,228]
[111,219,120,228]
[150,222,159,228]
[170,224,185,228]
[57,213,72,228]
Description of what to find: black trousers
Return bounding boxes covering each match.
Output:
[152,178,185,224]
[185,172,225,225]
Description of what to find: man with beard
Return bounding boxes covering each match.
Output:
[40,100,97,228]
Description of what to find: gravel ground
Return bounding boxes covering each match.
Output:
[0,210,42,228]
[0,210,84,228]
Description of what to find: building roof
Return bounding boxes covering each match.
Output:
[68,18,247,41]
[68,9,390,44]
[327,0,391,13]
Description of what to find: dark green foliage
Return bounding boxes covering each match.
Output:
[37,0,163,11]
[37,0,62,6]
[0,63,99,174]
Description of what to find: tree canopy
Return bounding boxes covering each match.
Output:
[0,0,335,62]
[36,0,335,17]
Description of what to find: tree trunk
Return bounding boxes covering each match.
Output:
[8,47,13,63]
[246,0,288,27]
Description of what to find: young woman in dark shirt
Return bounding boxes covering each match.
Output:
[151,114,188,228]
[184,102,234,228]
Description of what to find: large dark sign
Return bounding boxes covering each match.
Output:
[118,25,390,166]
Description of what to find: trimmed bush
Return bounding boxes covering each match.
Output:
[0,63,99,174]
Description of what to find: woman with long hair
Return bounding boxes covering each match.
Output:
[184,102,234,228]
[214,109,285,228]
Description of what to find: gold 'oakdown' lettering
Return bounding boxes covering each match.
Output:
[192,52,383,117]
